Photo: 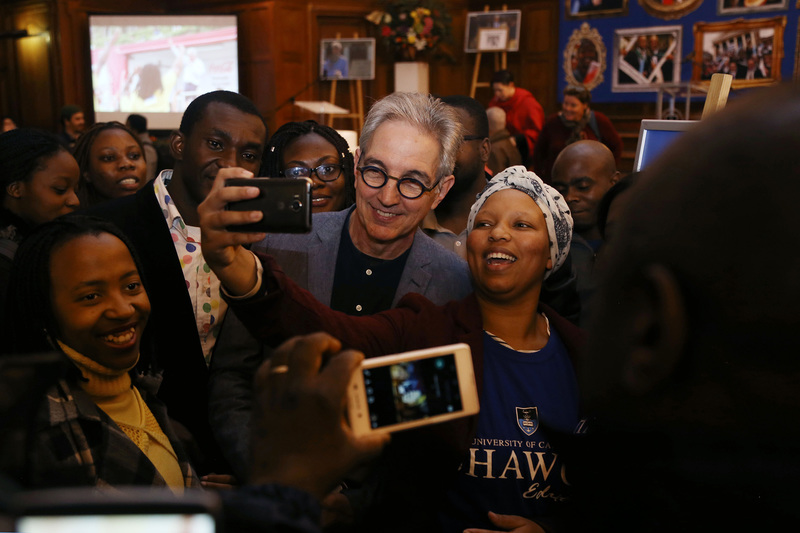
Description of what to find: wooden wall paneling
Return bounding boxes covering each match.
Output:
[430,7,470,98]
[269,2,313,129]
[521,4,559,115]
[0,7,22,124]
[235,3,279,131]
[55,0,84,123]
[14,1,59,130]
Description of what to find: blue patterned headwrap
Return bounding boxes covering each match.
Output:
[466,166,573,279]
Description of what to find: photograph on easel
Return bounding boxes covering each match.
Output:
[477,28,509,52]
[320,38,376,81]
[464,10,521,53]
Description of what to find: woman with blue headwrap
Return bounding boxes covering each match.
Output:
[199,165,584,533]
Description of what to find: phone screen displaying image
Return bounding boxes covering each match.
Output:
[363,353,463,429]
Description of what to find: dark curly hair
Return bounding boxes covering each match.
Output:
[0,128,69,204]
[262,120,356,209]
[2,215,148,356]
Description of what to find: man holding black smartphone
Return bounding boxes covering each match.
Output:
[209,92,472,480]
[87,90,268,478]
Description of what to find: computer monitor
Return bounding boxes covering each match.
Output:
[632,119,697,172]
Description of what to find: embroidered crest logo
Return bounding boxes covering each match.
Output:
[516,406,539,436]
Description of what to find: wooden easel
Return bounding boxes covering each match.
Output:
[326,32,364,132]
[469,5,509,98]
[701,73,733,119]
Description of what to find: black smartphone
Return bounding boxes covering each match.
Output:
[14,487,220,533]
[225,177,312,233]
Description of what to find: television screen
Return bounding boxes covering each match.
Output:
[89,15,238,130]
[633,119,697,172]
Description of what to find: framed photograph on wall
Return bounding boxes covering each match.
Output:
[320,38,376,80]
[612,26,681,92]
[464,10,521,53]
[692,16,785,87]
[566,0,628,20]
[477,28,509,51]
[638,0,702,20]
[719,0,788,16]
[795,16,800,81]
[563,22,607,90]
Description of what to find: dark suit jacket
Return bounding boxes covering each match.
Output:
[86,178,228,474]
[737,63,764,80]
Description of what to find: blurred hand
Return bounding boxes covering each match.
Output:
[464,512,546,533]
[197,167,265,295]
[200,473,238,490]
[249,332,389,500]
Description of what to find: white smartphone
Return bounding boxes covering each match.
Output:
[14,487,219,533]
[346,343,479,436]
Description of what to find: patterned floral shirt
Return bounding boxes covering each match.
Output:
[154,171,227,366]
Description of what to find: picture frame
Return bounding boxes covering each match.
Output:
[795,16,800,82]
[477,28,509,52]
[718,0,788,16]
[638,0,702,20]
[563,23,608,90]
[464,10,521,53]
[612,26,682,92]
[566,0,628,20]
[692,16,785,88]
[319,38,376,81]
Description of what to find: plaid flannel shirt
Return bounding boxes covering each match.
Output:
[16,375,201,490]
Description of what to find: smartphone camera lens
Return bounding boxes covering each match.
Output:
[291,199,303,212]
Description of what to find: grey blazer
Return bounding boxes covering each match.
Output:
[209,207,472,478]
[258,207,471,306]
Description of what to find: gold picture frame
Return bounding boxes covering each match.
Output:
[638,0,703,20]
[564,22,607,90]
[566,0,629,20]
[693,16,786,88]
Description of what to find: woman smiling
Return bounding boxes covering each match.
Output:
[73,122,148,207]
[2,216,200,491]
[199,165,583,532]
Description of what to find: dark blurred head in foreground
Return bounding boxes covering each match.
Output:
[577,83,800,531]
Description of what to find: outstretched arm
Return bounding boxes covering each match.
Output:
[197,167,265,295]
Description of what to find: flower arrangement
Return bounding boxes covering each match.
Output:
[366,0,453,61]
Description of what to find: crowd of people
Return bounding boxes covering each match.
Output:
[1,73,798,532]
[701,41,773,81]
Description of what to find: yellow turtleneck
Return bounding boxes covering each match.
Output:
[58,341,185,493]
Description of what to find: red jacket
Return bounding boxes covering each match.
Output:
[488,87,545,157]
[533,110,624,181]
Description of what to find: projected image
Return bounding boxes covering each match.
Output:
[89,15,238,128]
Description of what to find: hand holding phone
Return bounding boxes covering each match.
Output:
[225,177,312,233]
[346,343,479,436]
[249,333,389,500]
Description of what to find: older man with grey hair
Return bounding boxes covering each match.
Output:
[208,91,472,479]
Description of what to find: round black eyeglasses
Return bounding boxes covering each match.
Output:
[357,165,441,200]
[281,164,344,182]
